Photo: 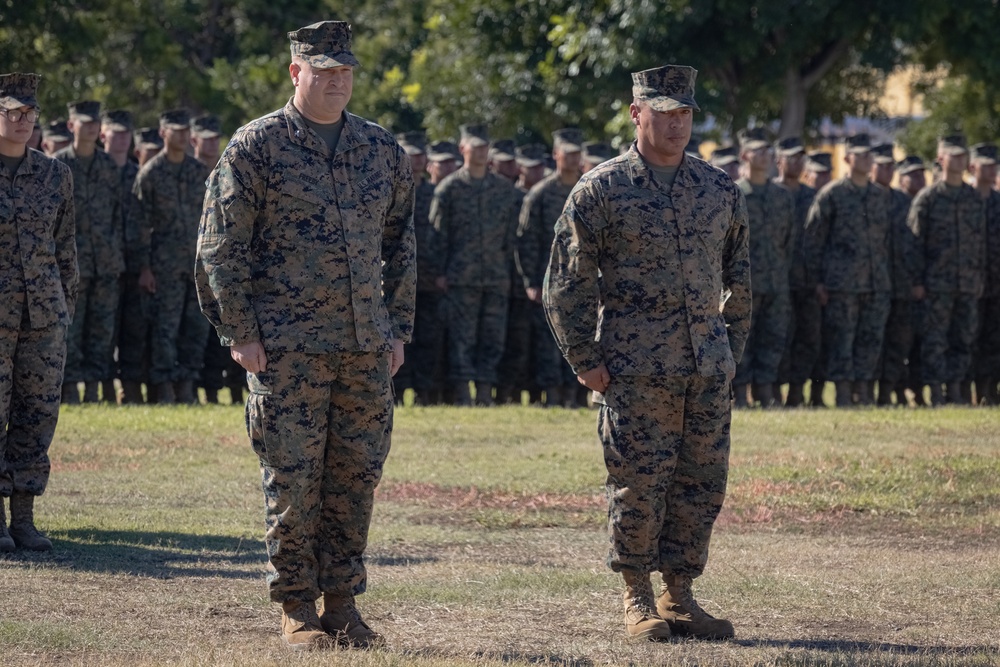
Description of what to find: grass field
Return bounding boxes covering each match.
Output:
[2,401,999,666]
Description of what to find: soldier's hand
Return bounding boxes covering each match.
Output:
[138,268,157,294]
[231,341,267,374]
[815,284,829,307]
[525,287,542,303]
[911,285,926,301]
[435,276,448,293]
[389,338,405,377]
[577,364,611,393]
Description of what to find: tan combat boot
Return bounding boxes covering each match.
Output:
[657,574,734,640]
[0,499,15,552]
[8,492,52,551]
[320,593,384,648]
[280,599,335,650]
[622,570,672,641]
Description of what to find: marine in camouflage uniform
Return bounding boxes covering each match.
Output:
[772,136,818,407]
[196,21,415,650]
[733,128,794,407]
[515,131,582,406]
[969,144,1000,404]
[804,134,892,406]
[909,135,986,406]
[133,109,211,404]
[544,65,749,641]
[876,153,923,406]
[117,127,162,403]
[430,123,521,406]
[55,101,124,404]
[0,73,78,552]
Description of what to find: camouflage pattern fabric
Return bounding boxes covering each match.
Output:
[246,349,392,601]
[920,293,979,384]
[908,181,986,296]
[878,188,919,388]
[63,275,119,382]
[196,99,414,605]
[544,144,750,378]
[442,287,509,384]
[598,374,730,576]
[823,290,891,382]
[0,149,76,497]
[411,291,445,393]
[734,179,793,385]
[804,178,893,293]
[110,161,141,383]
[977,191,1000,378]
[197,100,415,352]
[405,180,440,394]
[887,188,920,299]
[54,147,124,278]
[784,183,817,292]
[516,173,577,389]
[149,276,210,383]
[879,298,914,385]
[133,153,210,279]
[116,274,151,383]
[785,289,823,385]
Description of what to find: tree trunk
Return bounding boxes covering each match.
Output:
[779,68,808,139]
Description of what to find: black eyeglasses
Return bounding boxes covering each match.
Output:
[2,108,40,123]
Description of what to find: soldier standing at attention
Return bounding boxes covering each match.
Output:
[581,141,615,174]
[544,65,750,641]
[516,129,583,407]
[805,134,892,407]
[133,109,211,404]
[969,144,1000,404]
[41,120,71,156]
[909,135,985,406]
[874,151,922,406]
[55,101,124,404]
[431,123,521,406]
[773,136,817,407]
[0,73,78,552]
[732,128,794,408]
[710,143,740,181]
[803,151,833,192]
[190,114,222,168]
[196,21,415,649]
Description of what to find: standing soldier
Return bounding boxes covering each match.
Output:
[515,129,583,406]
[41,120,71,156]
[875,152,922,406]
[803,151,833,192]
[190,114,222,168]
[710,143,740,181]
[581,141,615,174]
[805,134,892,407]
[544,65,749,641]
[133,109,211,404]
[968,143,999,404]
[732,128,794,408]
[55,101,124,404]
[909,135,985,406]
[117,127,163,404]
[431,123,521,406]
[489,139,520,183]
[773,136,817,407]
[0,73,78,551]
[196,20,414,648]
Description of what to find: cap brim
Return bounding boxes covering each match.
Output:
[161,123,189,130]
[428,153,458,162]
[777,147,805,157]
[104,122,131,132]
[302,52,360,68]
[72,114,98,123]
[846,147,871,155]
[972,157,997,166]
[897,164,925,174]
[942,146,968,156]
[713,156,739,166]
[402,145,425,156]
[873,155,894,164]
[807,161,831,171]
[742,141,770,151]
[1,95,37,110]
[490,151,515,161]
[516,158,543,168]
[464,138,488,148]
[645,96,700,112]
[555,142,581,153]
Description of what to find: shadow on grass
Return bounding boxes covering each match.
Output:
[735,637,1000,656]
[1,528,266,580]
[402,647,595,666]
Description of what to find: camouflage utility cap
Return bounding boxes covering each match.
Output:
[896,155,925,175]
[0,72,40,110]
[289,20,359,68]
[845,134,871,154]
[775,136,805,156]
[583,141,615,165]
[516,143,547,168]
[739,127,770,152]
[135,126,164,148]
[396,131,427,155]
[938,134,967,156]
[160,108,191,130]
[490,138,516,161]
[191,114,221,138]
[553,128,583,152]
[631,65,699,112]
[102,109,133,132]
[871,143,894,164]
[68,100,101,122]
[970,142,998,165]
[427,140,459,162]
[711,143,739,166]
[43,119,72,141]
[460,123,489,147]
[806,151,832,172]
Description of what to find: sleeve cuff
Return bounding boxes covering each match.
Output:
[563,343,604,376]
